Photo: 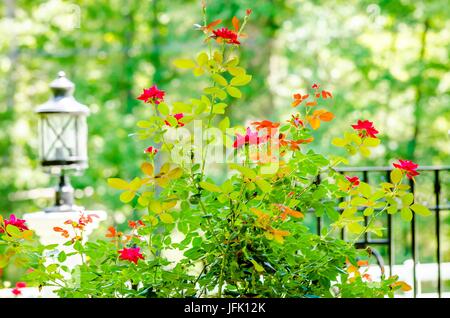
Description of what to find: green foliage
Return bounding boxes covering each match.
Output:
[0,0,440,297]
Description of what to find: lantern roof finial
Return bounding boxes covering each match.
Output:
[50,70,75,97]
[35,70,90,115]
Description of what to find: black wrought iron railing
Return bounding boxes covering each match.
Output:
[313,166,449,298]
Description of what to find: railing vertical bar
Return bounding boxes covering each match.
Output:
[409,177,417,298]
[362,171,369,243]
[339,171,345,240]
[316,174,321,235]
[386,170,393,277]
[434,170,442,298]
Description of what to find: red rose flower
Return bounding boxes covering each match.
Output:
[16,282,26,288]
[165,113,185,127]
[144,146,158,155]
[137,85,165,105]
[118,247,144,264]
[0,214,29,233]
[212,27,240,45]
[393,159,420,179]
[351,120,379,138]
[11,282,26,296]
[12,288,21,296]
[345,175,360,187]
[246,9,252,16]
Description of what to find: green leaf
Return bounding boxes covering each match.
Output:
[193,67,204,76]
[46,263,59,273]
[351,197,368,206]
[250,260,265,273]
[347,132,362,145]
[363,137,380,147]
[120,191,135,203]
[197,52,209,66]
[219,117,230,132]
[173,58,196,69]
[107,178,129,190]
[173,102,192,113]
[137,120,151,128]
[401,193,414,207]
[226,86,242,98]
[400,207,413,221]
[166,115,179,127]
[359,182,372,198]
[410,204,432,216]
[391,169,403,184]
[5,225,22,238]
[348,222,365,235]
[160,213,174,224]
[73,241,83,252]
[58,251,67,263]
[230,74,252,86]
[212,74,228,86]
[331,137,347,147]
[199,181,223,193]
[157,102,170,116]
[204,87,227,100]
[184,247,204,260]
[229,163,256,179]
[363,207,374,216]
[387,205,397,214]
[254,178,272,193]
[228,66,245,76]
[212,103,227,114]
[149,201,163,214]
[359,146,371,157]
[225,57,239,67]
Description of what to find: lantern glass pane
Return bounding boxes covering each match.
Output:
[38,113,87,166]
[75,116,88,161]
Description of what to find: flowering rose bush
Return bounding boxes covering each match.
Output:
[0,5,432,298]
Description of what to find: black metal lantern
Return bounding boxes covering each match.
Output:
[36,71,90,212]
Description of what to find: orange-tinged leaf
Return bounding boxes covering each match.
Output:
[347,265,357,273]
[270,229,290,244]
[141,162,154,176]
[22,230,34,240]
[202,19,221,33]
[318,111,334,121]
[357,260,369,267]
[391,281,412,292]
[322,90,333,99]
[307,115,320,130]
[232,16,240,32]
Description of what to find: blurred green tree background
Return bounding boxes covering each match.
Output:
[0,0,448,227]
